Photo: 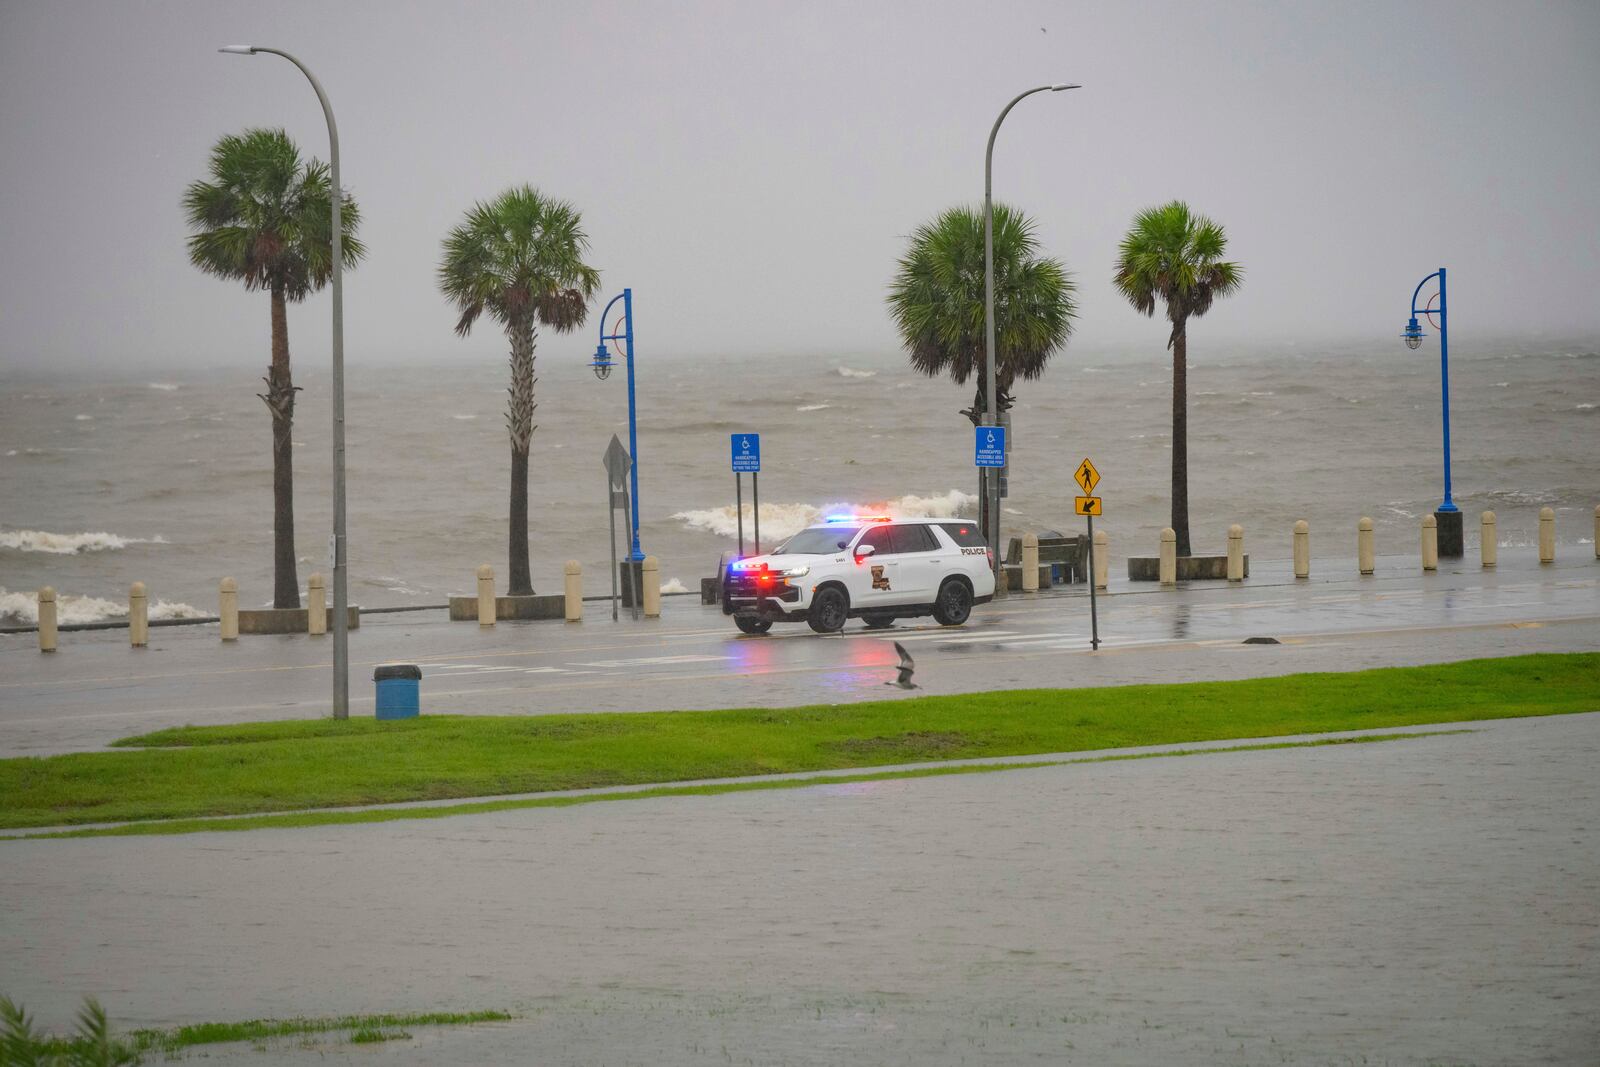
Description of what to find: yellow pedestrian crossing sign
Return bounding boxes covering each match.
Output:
[1075,495,1102,516]
[1074,458,1100,495]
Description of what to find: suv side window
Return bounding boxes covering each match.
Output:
[856,524,895,556]
[938,522,987,548]
[890,524,938,554]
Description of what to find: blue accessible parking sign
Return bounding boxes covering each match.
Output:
[974,425,1006,467]
[731,433,761,472]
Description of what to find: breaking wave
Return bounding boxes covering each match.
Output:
[146,382,181,391]
[836,367,877,379]
[0,586,206,626]
[673,489,978,542]
[659,577,689,594]
[0,530,169,554]
[795,403,831,412]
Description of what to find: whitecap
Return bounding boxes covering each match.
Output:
[836,367,877,379]
[1577,403,1596,411]
[795,403,831,412]
[74,414,93,421]
[0,530,168,554]
[450,413,479,421]
[0,586,204,626]
[146,382,181,391]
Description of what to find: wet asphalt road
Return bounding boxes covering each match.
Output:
[1,550,1596,754]
[1,712,1596,1064]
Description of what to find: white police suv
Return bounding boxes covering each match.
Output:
[721,516,996,635]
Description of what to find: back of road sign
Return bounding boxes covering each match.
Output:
[731,433,761,472]
[974,426,1006,468]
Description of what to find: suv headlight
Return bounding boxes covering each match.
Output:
[781,565,809,578]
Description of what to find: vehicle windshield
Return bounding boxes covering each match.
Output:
[776,526,859,555]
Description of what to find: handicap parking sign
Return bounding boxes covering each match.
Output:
[731,433,761,472]
[974,426,1006,467]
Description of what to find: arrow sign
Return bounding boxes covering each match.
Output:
[730,433,761,472]
[1074,457,1100,495]
[974,425,1006,468]
[1075,495,1102,516]
[603,434,631,489]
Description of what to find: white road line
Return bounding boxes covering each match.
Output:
[888,630,1022,643]
[572,654,734,668]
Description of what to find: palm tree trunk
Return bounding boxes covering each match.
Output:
[505,315,538,596]
[1170,321,1191,558]
[259,284,300,609]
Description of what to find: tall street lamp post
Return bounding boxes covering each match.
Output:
[1401,267,1461,557]
[591,288,644,564]
[984,83,1078,594]
[221,44,351,717]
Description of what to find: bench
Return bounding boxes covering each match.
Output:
[1006,532,1089,584]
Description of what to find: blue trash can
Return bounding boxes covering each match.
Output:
[373,663,421,720]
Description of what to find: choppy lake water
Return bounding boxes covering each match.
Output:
[2,337,1596,623]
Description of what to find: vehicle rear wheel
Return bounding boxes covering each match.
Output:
[861,613,895,630]
[807,586,849,634]
[932,578,973,626]
[734,616,773,635]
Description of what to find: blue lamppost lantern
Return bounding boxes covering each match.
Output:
[594,288,643,562]
[590,343,613,380]
[1401,267,1462,557]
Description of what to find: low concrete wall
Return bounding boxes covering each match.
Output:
[1128,555,1249,582]
[238,606,360,635]
[447,594,565,621]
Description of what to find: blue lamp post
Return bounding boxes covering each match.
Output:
[1402,267,1462,557]
[591,288,644,562]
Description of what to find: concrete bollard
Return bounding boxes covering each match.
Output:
[564,560,583,622]
[1358,517,1375,575]
[1293,520,1310,579]
[307,573,327,635]
[642,556,662,619]
[1159,528,1177,587]
[38,586,57,653]
[477,564,495,627]
[129,581,148,648]
[1421,515,1438,572]
[1480,512,1496,569]
[220,577,238,641]
[1539,507,1555,564]
[1093,530,1109,591]
[1021,532,1039,592]
[1226,524,1245,582]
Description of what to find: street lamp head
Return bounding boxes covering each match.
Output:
[218,45,257,55]
[590,343,613,381]
[1050,83,1081,91]
[1402,317,1425,350]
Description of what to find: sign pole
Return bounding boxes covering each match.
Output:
[753,472,761,555]
[1085,512,1100,650]
[608,479,619,622]
[735,474,744,557]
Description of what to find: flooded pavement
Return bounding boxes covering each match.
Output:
[2,713,1597,1064]
[1,550,1597,755]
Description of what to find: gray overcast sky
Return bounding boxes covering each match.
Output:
[2,0,1597,371]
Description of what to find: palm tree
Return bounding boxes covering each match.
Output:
[888,203,1075,536]
[184,128,365,609]
[1114,201,1242,558]
[439,186,601,597]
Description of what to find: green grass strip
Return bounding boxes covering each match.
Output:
[24,1010,510,1058]
[1,652,1594,833]
[12,731,1471,839]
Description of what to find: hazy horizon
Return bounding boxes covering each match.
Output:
[3,0,1598,372]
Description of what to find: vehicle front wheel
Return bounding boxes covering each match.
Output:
[861,613,895,630]
[807,586,850,634]
[734,616,773,635]
[931,578,973,626]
